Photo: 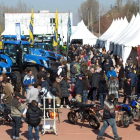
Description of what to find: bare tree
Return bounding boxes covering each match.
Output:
[78,0,99,31]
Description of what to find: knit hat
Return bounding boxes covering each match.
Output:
[78,74,83,78]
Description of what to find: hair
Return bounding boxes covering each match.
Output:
[47,73,50,76]
[2,81,7,84]
[27,69,31,74]
[41,76,46,81]
[31,100,37,106]
[63,77,68,81]
[27,83,32,87]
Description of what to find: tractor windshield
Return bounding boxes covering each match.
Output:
[4,43,19,65]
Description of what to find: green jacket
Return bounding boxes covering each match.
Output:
[76,64,81,75]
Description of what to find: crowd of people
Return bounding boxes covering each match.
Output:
[0,44,139,140]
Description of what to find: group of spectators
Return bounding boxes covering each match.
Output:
[0,43,139,140]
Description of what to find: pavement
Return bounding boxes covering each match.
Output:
[0,96,140,140]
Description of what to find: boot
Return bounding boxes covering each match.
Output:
[115,137,122,140]
[60,105,63,108]
[66,105,70,108]
[97,137,105,140]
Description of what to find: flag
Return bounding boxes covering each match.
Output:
[15,23,21,41]
[0,25,2,49]
[67,12,72,46]
[29,8,34,46]
[53,9,58,47]
[60,15,63,46]
[51,19,54,35]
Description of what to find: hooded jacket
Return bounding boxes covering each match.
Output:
[26,104,42,127]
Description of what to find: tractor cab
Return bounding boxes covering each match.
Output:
[2,41,50,70]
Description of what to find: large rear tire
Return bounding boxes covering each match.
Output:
[88,114,100,130]
[67,112,77,124]
[121,112,130,128]
[13,71,21,92]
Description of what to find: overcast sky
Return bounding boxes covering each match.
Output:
[1,0,116,25]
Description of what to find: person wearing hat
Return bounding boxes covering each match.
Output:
[11,92,26,140]
[97,94,122,140]
[74,74,83,102]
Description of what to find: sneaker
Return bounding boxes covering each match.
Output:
[115,137,122,140]
[97,137,105,140]
[60,105,63,108]
[66,105,70,108]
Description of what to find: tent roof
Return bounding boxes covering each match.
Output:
[70,20,97,40]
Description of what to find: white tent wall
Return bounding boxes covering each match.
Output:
[70,20,97,45]
[114,14,139,44]
[119,15,140,45]
[105,17,128,51]
[103,18,123,40]
[112,15,135,44]
[122,46,132,67]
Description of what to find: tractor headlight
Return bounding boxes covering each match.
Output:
[43,60,48,68]
[3,67,6,72]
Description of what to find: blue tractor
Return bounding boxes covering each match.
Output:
[1,40,51,90]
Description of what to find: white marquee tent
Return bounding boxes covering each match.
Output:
[70,20,98,45]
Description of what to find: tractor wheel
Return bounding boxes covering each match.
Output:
[13,71,21,92]
[27,67,39,86]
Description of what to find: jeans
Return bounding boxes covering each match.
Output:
[28,125,39,140]
[71,77,76,83]
[12,116,21,140]
[98,118,119,139]
[83,90,88,103]
[61,97,69,105]
[92,88,97,101]
[100,93,106,109]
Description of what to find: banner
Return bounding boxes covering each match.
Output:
[0,25,2,49]
[29,8,34,46]
[15,23,21,41]
[53,9,58,47]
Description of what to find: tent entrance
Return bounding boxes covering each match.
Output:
[71,39,83,45]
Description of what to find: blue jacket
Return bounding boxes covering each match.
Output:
[107,70,117,81]
[74,78,83,94]
[128,72,138,87]
[23,74,36,89]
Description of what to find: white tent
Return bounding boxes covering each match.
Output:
[70,20,98,45]
[101,17,129,51]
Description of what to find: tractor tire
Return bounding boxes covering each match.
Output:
[13,71,21,92]
[27,67,39,86]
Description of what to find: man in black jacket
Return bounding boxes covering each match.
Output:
[75,74,83,102]
[91,69,101,102]
[26,100,42,140]
[97,94,122,140]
